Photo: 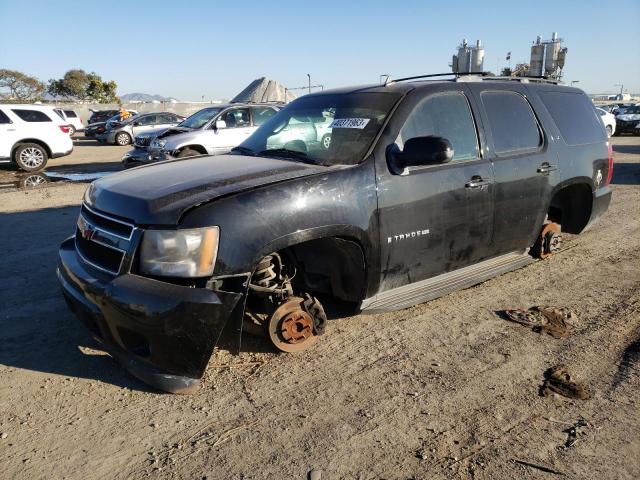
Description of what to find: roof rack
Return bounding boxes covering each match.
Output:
[385,72,560,86]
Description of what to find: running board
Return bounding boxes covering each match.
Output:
[360,251,534,313]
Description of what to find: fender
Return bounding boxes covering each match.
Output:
[249,224,371,275]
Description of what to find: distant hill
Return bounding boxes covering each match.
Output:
[120,93,178,103]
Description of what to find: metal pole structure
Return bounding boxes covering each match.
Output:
[307,74,311,94]
[614,84,623,95]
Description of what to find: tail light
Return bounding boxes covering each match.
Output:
[59,125,70,134]
[605,141,614,185]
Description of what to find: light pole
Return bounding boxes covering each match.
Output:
[571,80,580,86]
[307,74,311,94]
[614,83,623,95]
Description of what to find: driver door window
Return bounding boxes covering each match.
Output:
[219,108,250,128]
[398,92,479,162]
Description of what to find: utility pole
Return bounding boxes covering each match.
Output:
[307,74,311,94]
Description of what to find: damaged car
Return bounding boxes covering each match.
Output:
[121,103,280,168]
[58,75,612,393]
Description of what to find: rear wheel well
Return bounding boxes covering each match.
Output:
[12,139,52,160]
[547,183,593,234]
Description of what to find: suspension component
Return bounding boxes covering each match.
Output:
[249,253,293,295]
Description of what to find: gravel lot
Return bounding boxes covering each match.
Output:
[0,137,639,479]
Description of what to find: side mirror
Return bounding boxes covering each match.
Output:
[215,120,227,130]
[399,136,454,167]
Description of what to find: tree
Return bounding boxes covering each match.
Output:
[47,69,118,103]
[86,74,119,103]
[501,67,513,77]
[0,69,46,101]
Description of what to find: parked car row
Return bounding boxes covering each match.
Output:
[121,103,282,168]
[97,112,184,146]
[84,110,138,138]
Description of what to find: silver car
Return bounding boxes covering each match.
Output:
[146,103,280,161]
[99,112,184,146]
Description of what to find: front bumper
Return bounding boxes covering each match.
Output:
[95,133,110,143]
[57,237,242,393]
[122,148,156,169]
[615,121,640,134]
[52,147,74,159]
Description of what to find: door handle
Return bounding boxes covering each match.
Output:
[537,163,558,174]
[465,176,492,189]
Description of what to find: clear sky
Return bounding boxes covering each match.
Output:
[1,0,638,100]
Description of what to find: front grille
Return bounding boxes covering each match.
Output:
[135,136,152,147]
[80,205,133,238]
[75,231,124,274]
[74,205,135,275]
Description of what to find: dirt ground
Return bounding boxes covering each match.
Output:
[1,137,639,480]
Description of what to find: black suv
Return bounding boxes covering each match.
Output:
[58,75,612,393]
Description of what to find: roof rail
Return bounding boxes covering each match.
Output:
[468,75,561,85]
[385,72,485,85]
[385,72,561,86]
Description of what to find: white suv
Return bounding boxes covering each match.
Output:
[0,105,73,171]
[53,108,85,135]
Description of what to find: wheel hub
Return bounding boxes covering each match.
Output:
[267,296,319,353]
[280,311,314,344]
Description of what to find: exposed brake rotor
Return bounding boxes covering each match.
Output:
[536,222,562,259]
[267,296,323,353]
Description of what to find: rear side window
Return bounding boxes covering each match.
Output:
[137,115,157,125]
[0,110,11,124]
[251,107,277,126]
[64,110,78,118]
[481,91,541,154]
[12,109,52,122]
[159,114,179,123]
[540,92,607,145]
[399,92,479,161]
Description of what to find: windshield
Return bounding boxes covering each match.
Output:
[238,92,401,166]
[179,107,222,129]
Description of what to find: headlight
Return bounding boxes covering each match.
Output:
[140,227,219,277]
[151,139,167,148]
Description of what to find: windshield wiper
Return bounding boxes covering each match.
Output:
[259,148,313,163]
[231,146,257,156]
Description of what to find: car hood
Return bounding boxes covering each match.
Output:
[84,154,340,225]
[616,113,640,121]
[153,128,204,149]
[156,127,194,139]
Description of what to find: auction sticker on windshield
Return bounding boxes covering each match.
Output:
[329,118,370,129]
